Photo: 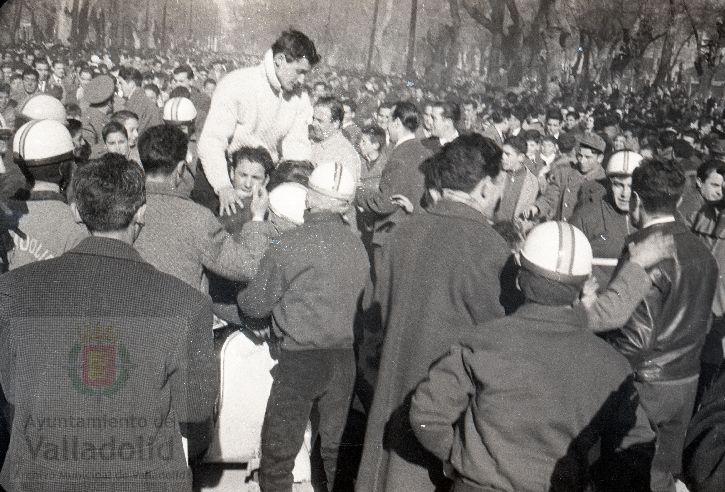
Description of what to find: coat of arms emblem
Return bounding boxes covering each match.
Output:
[68,325,131,396]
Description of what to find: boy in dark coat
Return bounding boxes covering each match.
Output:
[238,161,369,491]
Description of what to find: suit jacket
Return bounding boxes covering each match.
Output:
[0,237,217,491]
[356,137,433,247]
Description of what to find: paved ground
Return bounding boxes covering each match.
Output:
[194,464,314,492]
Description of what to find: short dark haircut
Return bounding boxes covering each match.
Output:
[632,159,685,215]
[118,66,142,86]
[421,134,501,193]
[316,96,344,124]
[504,135,527,155]
[111,110,139,125]
[102,121,127,143]
[696,159,725,183]
[169,86,191,99]
[52,59,65,67]
[272,30,321,66]
[230,146,275,176]
[67,118,83,137]
[203,78,216,88]
[34,59,49,68]
[143,83,160,98]
[566,110,580,120]
[79,66,93,78]
[22,67,38,79]
[173,64,194,80]
[138,125,188,177]
[391,101,419,132]
[361,125,386,149]
[524,129,542,143]
[545,109,561,122]
[65,103,82,119]
[72,154,145,232]
[433,100,461,122]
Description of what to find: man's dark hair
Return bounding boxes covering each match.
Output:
[391,101,419,132]
[316,96,344,124]
[67,118,83,137]
[22,67,38,79]
[118,66,142,86]
[143,83,160,98]
[111,110,139,125]
[632,159,686,215]
[203,78,216,88]
[504,135,527,155]
[79,66,93,79]
[138,125,188,177]
[169,86,191,99]
[72,154,145,233]
[34,59,49,68]
[173,64,195,80]
[524,129,542,143]
[421,134,501,193]
[65,103,82,119]
[566,110,580,120]
[230,146,275,176]
[696,159,725,183]
[102,121,127,143]
[361,125,386,149]
[272,30,321,66]
[433,100,461,122]
[52,59,65,68]
[545,108,561,122]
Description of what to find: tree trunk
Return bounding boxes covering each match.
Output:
[161,0,167,49]
[406,0,419,78]
[366,0,382,73]
[446,0,462,71]
[653,0,677,87]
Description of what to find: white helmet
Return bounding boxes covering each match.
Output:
[13,119,74,164]
[519,221,592,284]
[163,97,197,124]
[606,150,643,176]
[269,183,307,225]
[20,94,67,124]
[308,161,356,202]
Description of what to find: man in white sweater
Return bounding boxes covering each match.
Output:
[197,30,320,215]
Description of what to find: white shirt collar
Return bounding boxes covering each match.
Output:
[439,130,459,147]
[642,216,676,229]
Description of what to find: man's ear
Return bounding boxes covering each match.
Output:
[134,203,146,226]
[70,202,82,224]
[273,52,285,67]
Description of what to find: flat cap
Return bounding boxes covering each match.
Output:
[576,132,606,154]
[85,74,115,105]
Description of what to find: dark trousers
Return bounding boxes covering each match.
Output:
[636,378,699,492]
[260,348,356,492]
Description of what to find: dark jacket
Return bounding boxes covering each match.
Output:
[608,220,718,382]
[356,137,433,248]
[0,237,217,492]
[411,303,655,491]
[356,199,510,492]
[238,211,369,351]
[570,195,635,288]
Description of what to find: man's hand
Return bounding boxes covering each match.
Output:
[390,194,414,214]
[250,184,269,221]
[218,186,244,216]
[579,275,600,309]
[520,205,539,221]
[629,231,676,269]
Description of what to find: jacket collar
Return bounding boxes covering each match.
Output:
[427,199,490,226]
[68,236,146,264]
[513,302,588,332]
[625,218,687,244]
[263,49,282,94]
[145,180,191,200]
[303,210,347,225]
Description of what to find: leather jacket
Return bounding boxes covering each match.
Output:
[609,220,718,382]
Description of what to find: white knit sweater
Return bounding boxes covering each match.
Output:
[197,50,313,193]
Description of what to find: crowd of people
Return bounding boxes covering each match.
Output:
[1,27,725,492]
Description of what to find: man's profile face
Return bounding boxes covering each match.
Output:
[309,105,337,142]
[274,54,311,93]
[123,118,139,148]
[422,105,433,131]
[566,114,578,130]
[52,62,65,79]
[375,107,392,128]
[697,170,724,204]
[431,107,449,138]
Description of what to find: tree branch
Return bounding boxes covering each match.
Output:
[461,0,495,32]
